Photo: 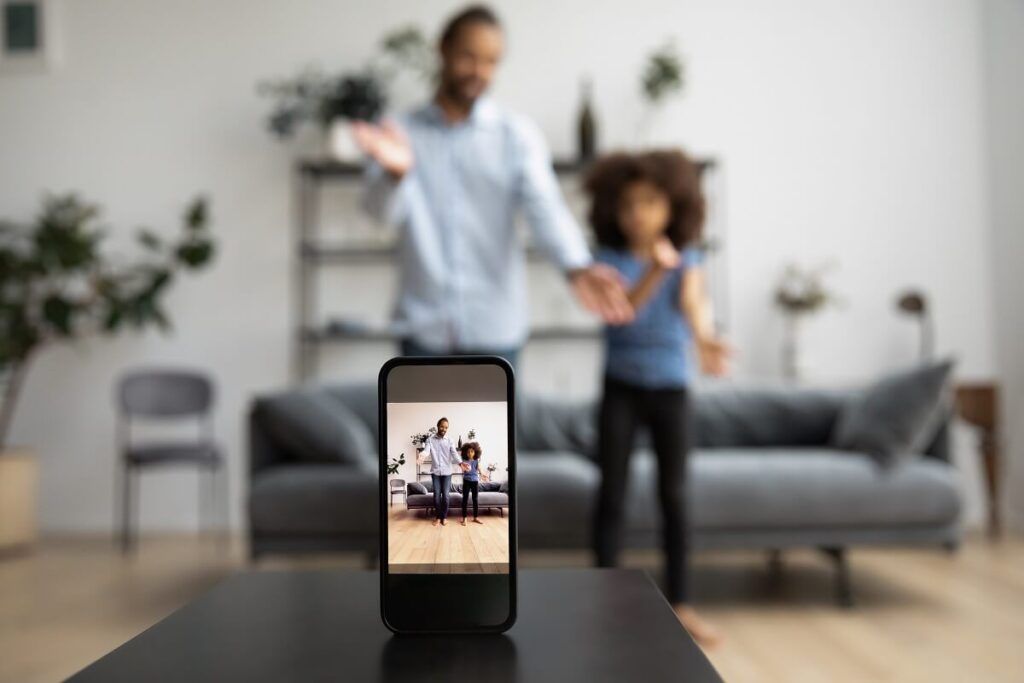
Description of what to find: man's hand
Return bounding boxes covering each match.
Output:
[569,264,635,325]
[695,336,733,377]
[351,120,414,179]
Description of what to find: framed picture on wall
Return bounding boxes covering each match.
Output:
[1,0,59,74]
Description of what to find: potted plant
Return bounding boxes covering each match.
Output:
[636,39,685,144]
[0,193,215,552]
[259,67,387,162]
[258,25,433,162]
[411,427,435,469]
[773,262,841,381]
[386,453,406,477]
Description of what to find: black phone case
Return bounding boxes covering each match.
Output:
[378,355,517,634]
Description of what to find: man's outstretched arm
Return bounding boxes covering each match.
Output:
[514,119,633,325]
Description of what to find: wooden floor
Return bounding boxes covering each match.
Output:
[387,505,509,572]
[1,534,1022,682]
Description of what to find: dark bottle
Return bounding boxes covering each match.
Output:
[578,77,597,163]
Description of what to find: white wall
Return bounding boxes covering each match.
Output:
[386,402,509,486]
[0,0,1000,532]
[981,0,1024,531]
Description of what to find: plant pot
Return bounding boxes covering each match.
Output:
[327,118,362,163]
[0,447,39,554]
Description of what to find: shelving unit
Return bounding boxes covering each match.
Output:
[293,156,721,381]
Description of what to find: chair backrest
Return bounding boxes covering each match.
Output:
[119,369,214,418]
[390,479,405,491]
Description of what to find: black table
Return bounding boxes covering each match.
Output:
[69,568,721,682]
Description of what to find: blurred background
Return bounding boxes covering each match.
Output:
[0,0,1022,681]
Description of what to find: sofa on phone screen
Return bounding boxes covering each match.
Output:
[247,362,961,605]
[404,479,509,517]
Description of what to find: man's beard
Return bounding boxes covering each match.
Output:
[441,75,484,107]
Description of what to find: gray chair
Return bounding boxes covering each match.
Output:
[389,478,405,507]
[116,369,226,552]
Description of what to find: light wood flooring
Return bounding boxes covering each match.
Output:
[1,533,1023,682]
[387,505,509,572]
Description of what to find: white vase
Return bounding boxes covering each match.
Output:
[327,119,361,163]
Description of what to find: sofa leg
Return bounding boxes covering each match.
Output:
[821,547,854,608]
[767,548,784,575]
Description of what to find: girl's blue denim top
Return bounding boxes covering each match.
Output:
[462,458,480,481]
[595,246,703,389]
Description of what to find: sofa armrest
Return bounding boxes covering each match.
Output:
[922,410,953,463]
[249,402,285,475]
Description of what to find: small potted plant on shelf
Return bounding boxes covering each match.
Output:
[773,261,841,381]
[259,68,387,162]
[636,38,685,144]
[0,194,215,553]
[258,25,433,162]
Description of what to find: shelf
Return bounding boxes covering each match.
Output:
[296,157,715,181]
[299,241,584,264]
[299,157,592,179]
[301,324,601,344]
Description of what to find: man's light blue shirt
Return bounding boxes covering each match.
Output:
[363,97,592,351]
[421,433,460,476]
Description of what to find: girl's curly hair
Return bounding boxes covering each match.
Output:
[460,441,482,460]
[583,149,705,250]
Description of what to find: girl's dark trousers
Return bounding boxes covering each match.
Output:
[461,479,479,519]
[593,374,692,603]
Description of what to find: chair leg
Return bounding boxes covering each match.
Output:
[120,464,135,553]
[218,463,230,551]
[205,463,217,537]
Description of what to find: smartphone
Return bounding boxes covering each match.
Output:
[378,355,517,634]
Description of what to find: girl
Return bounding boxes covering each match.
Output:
[459,441,484,525]
[585,149,730,646]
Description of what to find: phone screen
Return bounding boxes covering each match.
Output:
[379,357,516,633]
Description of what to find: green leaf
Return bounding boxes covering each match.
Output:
[137,229,163,251]
[175,240,214,268]
[42,295,75,336]
[184,197,208,230]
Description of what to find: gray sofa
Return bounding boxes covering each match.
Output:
[248,382,961,604]
[405,479,509,516]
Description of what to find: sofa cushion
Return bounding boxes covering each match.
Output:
[249,465,377,535]
[692,383,847,448]
[517,451,600,542]
[689,448,961,530]
[254,389,375,468]
[831,360,955,465]
[407,482,427,495]
[324,383,379,438]
[517,395,596,455]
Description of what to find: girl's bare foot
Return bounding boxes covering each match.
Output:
[472,518,483,524]
[461,519,467,526]
[673,605,723,649]
[440,519,446,526]
[432,519,439,527]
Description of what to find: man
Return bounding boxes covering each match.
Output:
[420,417,460,527]
[354,5,633,369]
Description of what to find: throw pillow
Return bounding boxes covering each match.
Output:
[831,359,955,466]
[256,389,376,467]
[407,482,427,495]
